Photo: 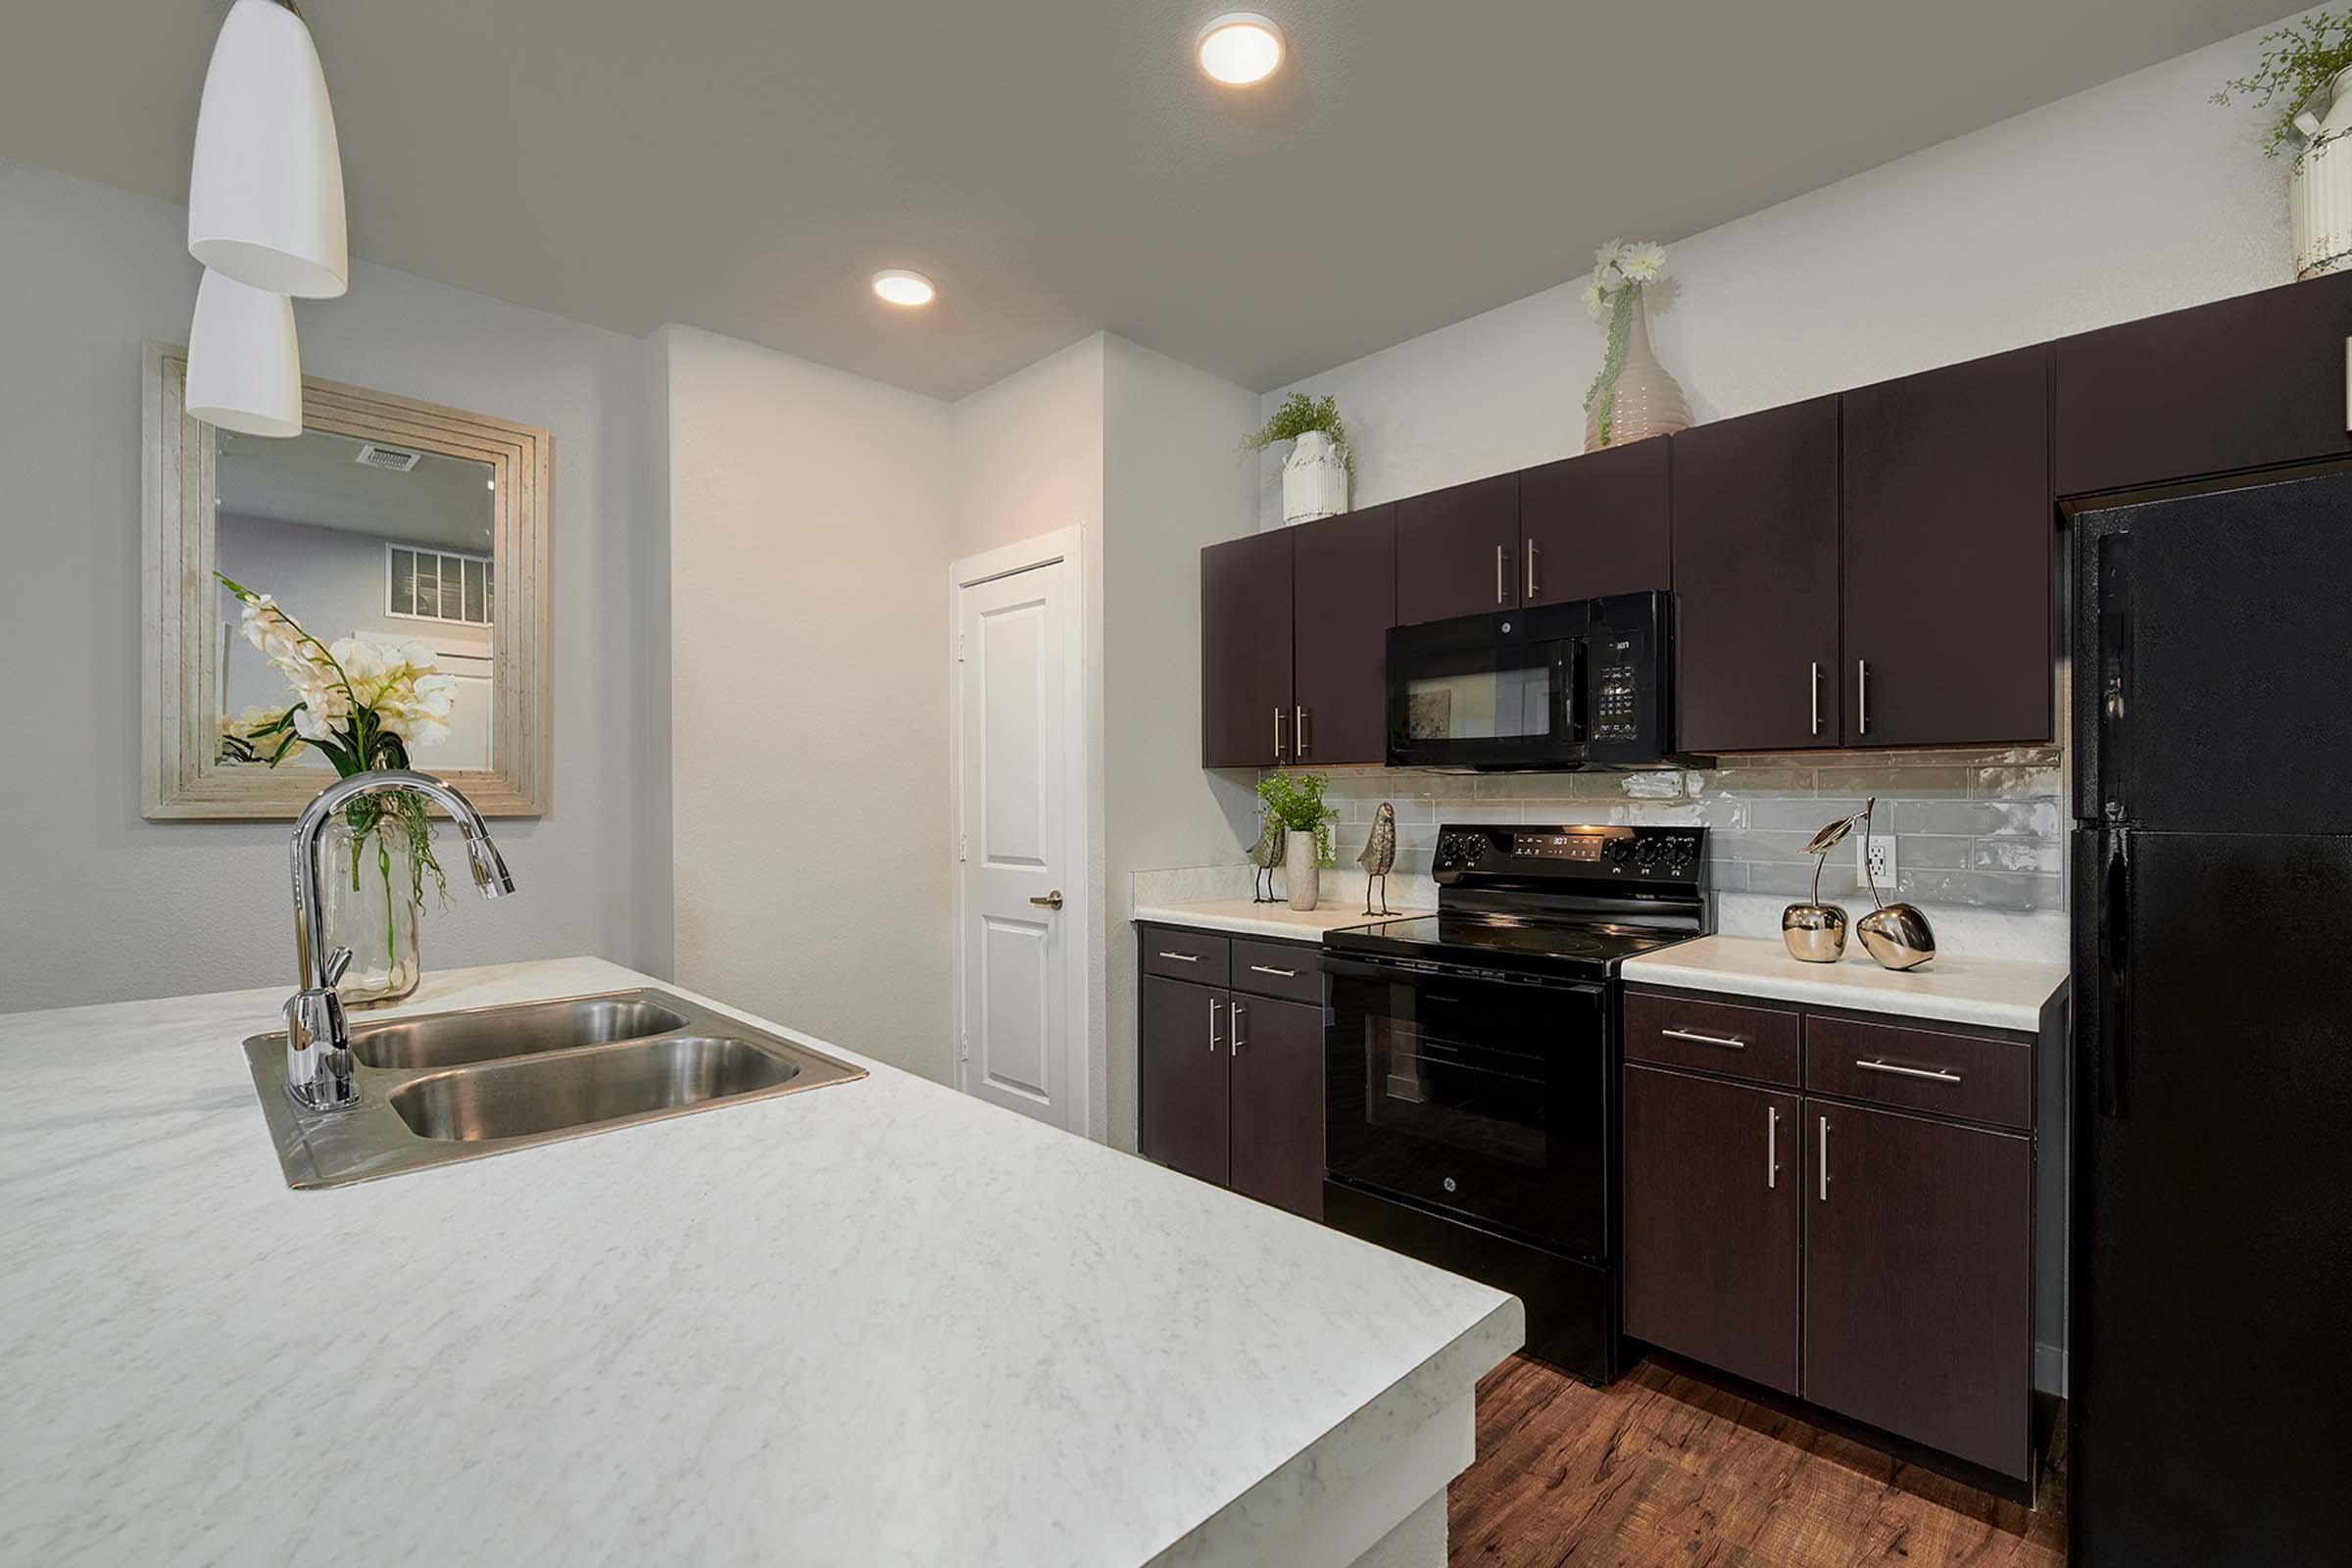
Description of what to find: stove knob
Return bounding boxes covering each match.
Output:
[1605,839,1631,864]
[1636,839,1663,869]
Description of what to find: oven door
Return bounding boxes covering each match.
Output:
[1386,613,1583,770]
[1323,953,1610,1259]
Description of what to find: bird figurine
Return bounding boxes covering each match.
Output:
[1247,812,1287,904]
[1357,802,1397,915]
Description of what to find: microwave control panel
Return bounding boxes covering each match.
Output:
[1591,636,1643,744]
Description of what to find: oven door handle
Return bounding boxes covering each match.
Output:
[1318,952,1606,996]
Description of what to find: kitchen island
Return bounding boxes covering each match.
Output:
[0,957,1520,1567]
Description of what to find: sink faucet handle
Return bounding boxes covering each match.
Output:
[321,945,354,989]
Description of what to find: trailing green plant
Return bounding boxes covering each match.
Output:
[1581,240,1667,447]
[1257,767,1339,867]
[1243,392,1353,475]
[2213,10,2352,158]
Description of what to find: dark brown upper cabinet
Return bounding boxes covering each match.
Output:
[1670,397,1842,753]
[1622,1065,1801,1394]
[1841,347,2053,749]
[1396,472,1520,624]
[1802,1100,2032,1480]
[2055,270,2352,498]
[1291,504,1396,765]
[1200,529,1294,768]
[1518,438,1672,606]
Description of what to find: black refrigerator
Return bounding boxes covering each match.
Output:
[2071,469,2352,1566]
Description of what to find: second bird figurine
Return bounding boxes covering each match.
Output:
[1357,802,1396,915]
[1248,812,1287,904]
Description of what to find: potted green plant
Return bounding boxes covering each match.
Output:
[1244,392,1352,526]
[2213,10,2352,278]
[1257,768,1339,911]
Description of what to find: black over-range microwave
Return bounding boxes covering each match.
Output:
[1385,591,1675,771]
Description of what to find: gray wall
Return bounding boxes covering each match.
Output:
[0,157,661,1011]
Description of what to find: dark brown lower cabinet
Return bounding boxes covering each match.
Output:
[1622,1066,1801,1394]
[1803,1099,2032,1478]
[1139,975,1230,1187]
[1138,940,1325,1220]
[1227,995,1324,1218]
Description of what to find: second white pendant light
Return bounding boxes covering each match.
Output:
[185,270,303,438]
[186,0,348,299]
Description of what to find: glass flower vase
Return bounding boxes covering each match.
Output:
[320,813,423,1004]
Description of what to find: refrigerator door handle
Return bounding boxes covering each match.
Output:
[2098,828,2132,1117]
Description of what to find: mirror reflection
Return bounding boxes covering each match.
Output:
[213,426,498,775]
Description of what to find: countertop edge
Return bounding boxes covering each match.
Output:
[1621,945,2068,1033]
[1131,901,1429,942]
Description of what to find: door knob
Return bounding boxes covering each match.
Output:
[1029,890,1065,909]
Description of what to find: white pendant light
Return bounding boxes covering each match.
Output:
[187,0,348,299]
[185,270,303,437]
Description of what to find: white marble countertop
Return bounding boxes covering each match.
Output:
[1133,900,1430,942]
[0,957,1519,1567]
[1622,935,2070,1032]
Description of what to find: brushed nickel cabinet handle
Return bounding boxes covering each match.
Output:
[1818,1115,1831,1201]
[1208,997,1223,1054]
[1155,950,1200,963]
[2343,336,2350,432]
[1810,662,1821,736]
[1767,1105,1779,1190]
[1273,706,1287,760]
[1857,659,1870,735]
[1857,1057,1963,1084]
[1494,545,1506,606]
[1248,963,1298,978]
[1662,1027,1746,1051]
[1231,1001,1249,1052]
[1526,540,1540,602]
[1296,706,1310,756]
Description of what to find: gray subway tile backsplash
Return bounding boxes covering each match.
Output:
[1277,745,2068,913]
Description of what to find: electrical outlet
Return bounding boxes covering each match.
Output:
[1857,831,1897,891]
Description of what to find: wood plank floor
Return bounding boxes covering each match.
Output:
[1449,1355,2065,1567]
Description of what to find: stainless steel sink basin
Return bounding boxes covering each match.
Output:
[244,988,864,1189]
[349,996,691,1069]
[389,1035,799,1142]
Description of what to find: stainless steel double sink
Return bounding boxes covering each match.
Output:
[243,988,866,1189]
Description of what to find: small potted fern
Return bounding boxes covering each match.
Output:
[1245,392,1352,526]
[1258,768,1339,911]
[2212,10,2352,279]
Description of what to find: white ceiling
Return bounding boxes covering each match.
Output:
[0,1,2294,398]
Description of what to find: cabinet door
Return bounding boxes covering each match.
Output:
[1201,530,1295,767]
[2055,270,2352,497]
[1842,348,2052,748]
[1227,993,1325,1219]
[1139,976,1232,1187]
[1292,505,1396,765]
[1396,473,1519,624]
[1803,1100,2032,1478]
[1518,439,1672,606]
[1670,398,1841,752]
[1622,1066,1801,1394]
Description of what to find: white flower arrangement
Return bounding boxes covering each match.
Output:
[217,573,462,905]
[1582,239,1670,446]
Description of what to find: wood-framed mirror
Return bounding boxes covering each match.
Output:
[141,344,553,818]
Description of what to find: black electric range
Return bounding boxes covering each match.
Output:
[1320,823,1709,1385]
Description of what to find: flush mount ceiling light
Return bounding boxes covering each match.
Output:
[186,0,349,298]
[184,270,303,437]
[872,269,937,307]
[1196,12,1286,86]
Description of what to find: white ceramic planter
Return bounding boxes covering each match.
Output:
[1285,830,1320,911]
[2291,67,2352,279]
[1585,288,1690,453]
[1282,431,1349,526]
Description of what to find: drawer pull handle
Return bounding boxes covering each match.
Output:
[1662,1028,1746,1051]
[1856,1057,1963,1084]
[1248,963,1299,979]
[1156,951,1201,963]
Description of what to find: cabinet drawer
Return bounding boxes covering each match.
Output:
[1142,926,1230,988]
[1624,989,1800,1087]
[1230,939,1320,1004]
[1804,1015,2033,1130]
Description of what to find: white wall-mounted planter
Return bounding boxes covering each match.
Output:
[2291,67,2352,280]
[1281,430,1349,526]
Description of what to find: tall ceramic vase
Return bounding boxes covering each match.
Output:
[1281,431,1349,526]
[1585,287,1690,453]
[1285,829,1320,911]
[2291,66,2352,279]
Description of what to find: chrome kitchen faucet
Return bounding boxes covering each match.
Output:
[283,769,514,1112]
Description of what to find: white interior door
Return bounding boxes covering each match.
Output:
[955,549,1080,1131]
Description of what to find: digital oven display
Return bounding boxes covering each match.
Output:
[1512,833,1605,860]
